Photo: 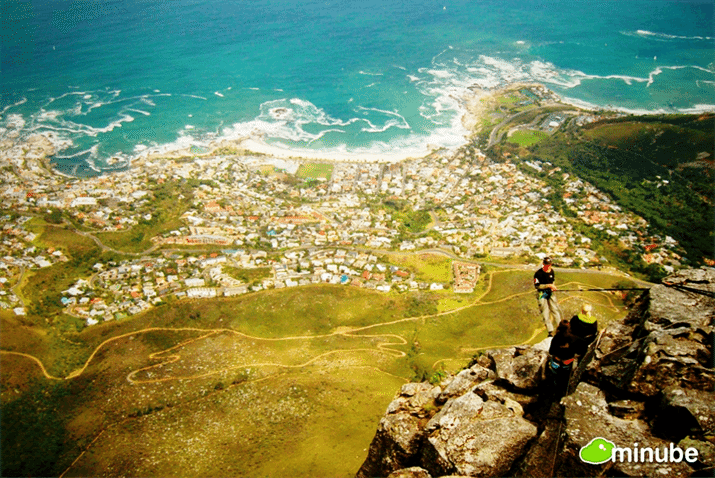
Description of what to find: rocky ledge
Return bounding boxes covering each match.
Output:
[356,268,714,478]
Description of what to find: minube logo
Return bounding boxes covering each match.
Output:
[580,437,616,465]
[580,437,699,465]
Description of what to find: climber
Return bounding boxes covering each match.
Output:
[546,319,577,397]
[534,256,562,336]
[569,303,598,356]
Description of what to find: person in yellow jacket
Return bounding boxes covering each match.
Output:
[570,303,598,355]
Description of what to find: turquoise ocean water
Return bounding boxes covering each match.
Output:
[2,0,714,175]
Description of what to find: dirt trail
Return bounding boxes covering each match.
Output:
[4,270,626,385]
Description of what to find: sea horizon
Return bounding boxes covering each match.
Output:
[2,0,714,176]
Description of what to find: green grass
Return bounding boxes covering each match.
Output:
[508,129,548,146]
[95,181,191,253]
[2,269,632,477]
[222,266,272,284]
[296,163,334,181]
[383,252,453,282]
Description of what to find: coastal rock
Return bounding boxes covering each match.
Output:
[24,134,57,160]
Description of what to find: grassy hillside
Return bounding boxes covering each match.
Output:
[0,267,635,477]
[494,113,715,266]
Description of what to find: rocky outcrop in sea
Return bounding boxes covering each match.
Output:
[356,268,714,478]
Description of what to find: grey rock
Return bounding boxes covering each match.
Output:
[678,437,715,470]
[472,381,536,412]
[487,346,548,392]
[438,365,494,403]
[585,282,714,398]
[386,467,432,478]
[654,386,715,440]
[421,399,537,477]
[357,383,439,478]
[512,402,563,478]
[646,282,714,330]
[356,269,714,478]
[425,392,484,434]
[558,382,694,478]
[608,399,646,420]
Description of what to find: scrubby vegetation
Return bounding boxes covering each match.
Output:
[494,113,715,270]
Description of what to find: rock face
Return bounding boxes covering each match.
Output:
[356,268,714,478]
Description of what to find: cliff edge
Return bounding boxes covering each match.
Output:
[356,268,715,478]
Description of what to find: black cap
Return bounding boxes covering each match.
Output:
[543,257,553,265]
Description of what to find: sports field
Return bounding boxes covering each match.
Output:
[296,163,334,181]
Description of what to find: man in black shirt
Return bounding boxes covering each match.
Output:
[534,256,562,336]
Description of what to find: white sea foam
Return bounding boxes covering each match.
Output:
[1,98,28,116]
[425,69,454,79]
[678,104,715,113]
[54,144,99,159]
[625,29,715,42]
[140,97,157,107]
[11,43,715,174]
[355,106,410,133]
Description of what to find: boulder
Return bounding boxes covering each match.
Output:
[486,346,548,393]
[356,383,440,478]
[386,467,432,478]
[624,327,714,396]
[558,382,694,478]
[437,365,494,403]
[472,381,537,411]
[654,386,715,440]
[421,394,537,477]
[356,269,714,478]
[678,437,715,470]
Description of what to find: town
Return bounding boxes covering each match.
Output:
[0,107,686,325]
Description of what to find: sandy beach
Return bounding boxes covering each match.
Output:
[135,87,499,166]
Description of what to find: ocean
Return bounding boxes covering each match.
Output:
[2,0,714,176]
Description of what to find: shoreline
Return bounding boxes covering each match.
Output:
[136,86,498,167]
[6,82,714,177]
